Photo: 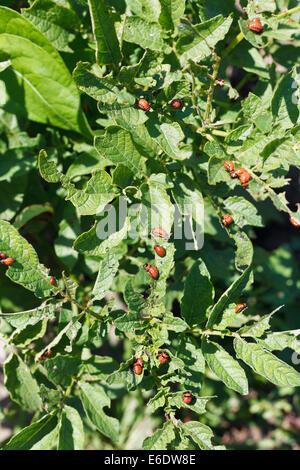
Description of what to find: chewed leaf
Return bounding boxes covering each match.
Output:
[177,15,233,65]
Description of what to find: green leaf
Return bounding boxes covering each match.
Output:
[0,301,57,329]
[234,337,300,387]
[239,18,265,49]
[148,389,167,413]
[87,0,121,67]
[172,174,204,250]
[74,217,130,257]
[78,381,119,441]
[182,421,213,450]
[64,170,118,216]
[272,67,299,130]
[124,280,146,313]
[36,312,82,360]
[95,126,145,174]
[237,307,282,338]
[257,330,300,353]
[123,16,170,53]
[0,6,90,136]
[38,149,63,183]
[106,357,144,391]
[141,175,175,236]
[207,266,252,328]
[233,231,254,271]
[181,259,214,326]
[0,59,11,72]
[92,251,119,301]
[176,15,233,65]
[73,62,120,104]
[127,0,161,22]
[0,220,55,298]
[223,197,263,228]
[177,337,205,393]
[202,339,248,395]
[44,355,81,388]
[22,0,80,52]
[114,312,147,333]
[39,150,118,215]
[10,318,48,347]
[13,204,53,231]
[112,164,135,188]
[159,0,186,31]
[4,353,42,411]
[55,216,80,270]
[62,272,78,299]
[167,392,210,414]
[2,413,59,450]
[83,355,119,381]
[143,421,175,450]
[149,121,192,160]
[58,406,84,450]
[242,92,263,120]
[162,312,189,332]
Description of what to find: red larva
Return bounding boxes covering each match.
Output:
[182,392,193,404]
[151,227,168,239]
[1,257,15,266]
[216,78,225,88]
[40,349,53,361]
[247,17,263,34]
[235,303,247,313]
[223,161,234,173]
[137,98,150,111]
[135,357,144,368]
[154,245,166,257]
[0,253,7,259]
[290,216,300,227]
[143,264,159,280]
[133,362,143,375]
[231,168,246,178]
[221,214,233,226]
[49,277,55,285]
[239,171,251,187]
[158,352,169,364]
[170,99,183,109]
[183,416,192,423]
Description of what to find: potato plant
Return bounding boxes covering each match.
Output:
[0,0,300,451]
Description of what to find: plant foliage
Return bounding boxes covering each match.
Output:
[0,0,300,451]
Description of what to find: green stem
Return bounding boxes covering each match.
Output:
[221,31,244,59]
[277,5,300,19]
[235,72,254,92]
[211,129,228,137]
[203,56,221,124]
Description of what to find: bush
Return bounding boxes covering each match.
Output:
[0,0,300,451]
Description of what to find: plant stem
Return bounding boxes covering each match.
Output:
[221,32,244,59]
[235,72,254,91]
[211,129,228,137]
[203,56,221,124]
[277,5,300,19]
